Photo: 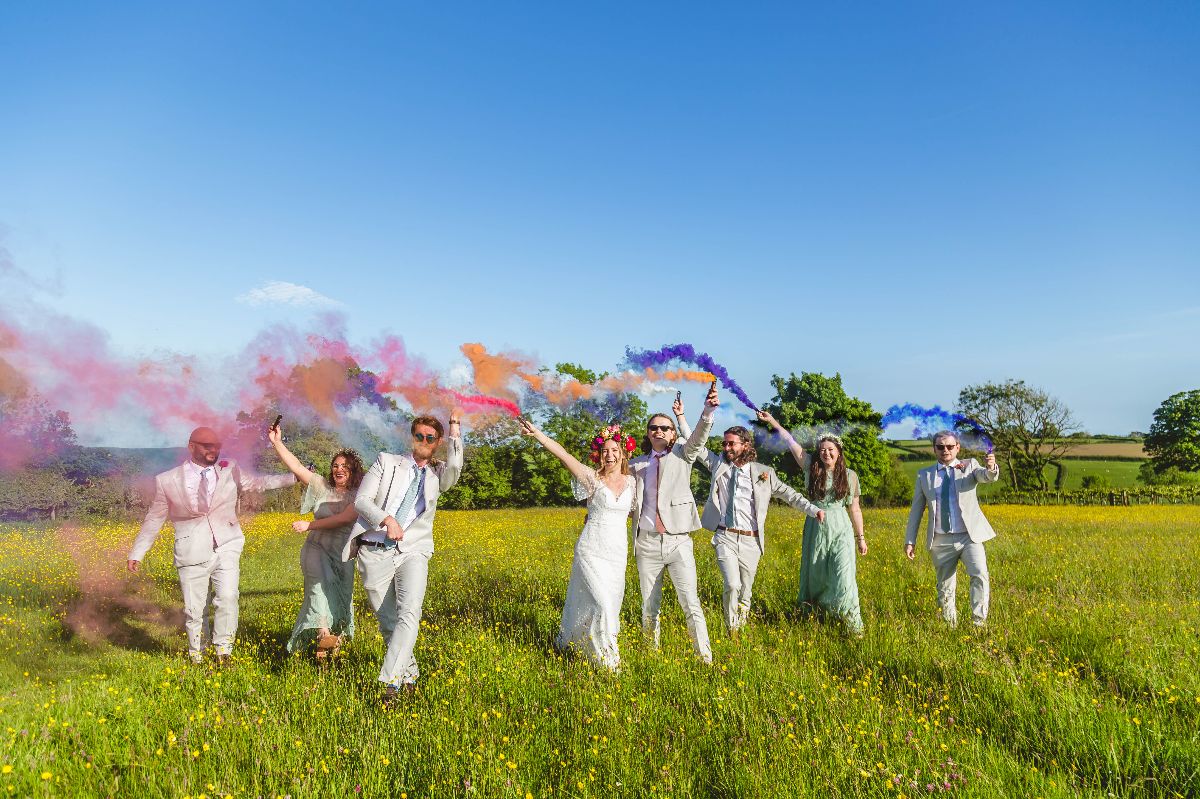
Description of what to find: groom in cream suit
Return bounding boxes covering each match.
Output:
[629,384,717,663]
[905,430,1000,627]
[349,413,462,700]
[695,424,825,636]
[127,426,296,664]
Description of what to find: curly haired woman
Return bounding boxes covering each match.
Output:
[269,426,365,660]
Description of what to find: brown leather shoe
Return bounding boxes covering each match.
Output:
[381,684,415,707]
[216,654,233,668]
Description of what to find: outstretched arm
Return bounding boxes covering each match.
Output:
[268,426,316,485]
[128,476,169,571]
[769,471,825,522]
[518,418,596,485]
[437,413,464,491]
[681,384,719,464]
[292,501,361,533]
[757,409,809,472]
[972,452,1000,484]
[673,395,692,440]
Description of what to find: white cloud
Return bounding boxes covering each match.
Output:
[235,280,343,308]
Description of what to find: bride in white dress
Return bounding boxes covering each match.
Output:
[518,418,636,671]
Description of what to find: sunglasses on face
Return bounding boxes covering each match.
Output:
[189,440,221,450]
[412,433,439,443]
[935,444,958,450]
[647,424,674,433]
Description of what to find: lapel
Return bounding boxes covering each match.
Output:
[172,464,192,513]
[712,458,731,494]
[212,459,233,505]
[749,463,768,502]
[422,458,438,505]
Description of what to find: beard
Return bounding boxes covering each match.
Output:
[412,442,438,462]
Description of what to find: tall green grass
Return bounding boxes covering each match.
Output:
[0,506,1196,797]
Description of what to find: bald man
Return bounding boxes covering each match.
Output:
[128,426,296,665]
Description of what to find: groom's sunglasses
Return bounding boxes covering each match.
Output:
[647,424,674,432]
[935,443,958,450]
[412,433,440,443]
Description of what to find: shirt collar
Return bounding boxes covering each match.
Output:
[939,460,960,472]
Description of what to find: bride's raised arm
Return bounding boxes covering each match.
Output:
[518,417,596,485]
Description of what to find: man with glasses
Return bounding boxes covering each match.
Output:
[629,384,718,663]
[127,426,297,665]
[347,413,462,702]
[904,431,999,628]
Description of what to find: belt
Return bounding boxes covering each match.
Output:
[718,526,757,537]
[360,539,398,550]
[638,527,687,536]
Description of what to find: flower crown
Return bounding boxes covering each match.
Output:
[589,424,637,464]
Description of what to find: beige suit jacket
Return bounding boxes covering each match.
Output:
[344,436,464,559]
[697,453,820,553]
[629,410,714,534]
[905,459,1000,550]
[129,460,296,568]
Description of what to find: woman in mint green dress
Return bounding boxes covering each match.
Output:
[758,415,868,634]
[269,428,365,659]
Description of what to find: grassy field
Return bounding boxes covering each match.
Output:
[1,507,1197,798]
[896,460,1145,495]
[887,440,1147,461]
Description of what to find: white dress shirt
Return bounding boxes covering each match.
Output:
[638,450,669,532]
[183,460,217,512]
[935,461,966,534]
[716,463,757,531]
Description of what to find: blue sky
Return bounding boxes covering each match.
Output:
[1,1,1197,441]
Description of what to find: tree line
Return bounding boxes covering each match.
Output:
[1,359,1198,521]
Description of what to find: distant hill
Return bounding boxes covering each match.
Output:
[103,447,188,475]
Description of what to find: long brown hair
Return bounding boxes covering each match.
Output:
[808,435,850,501]
[330,449,366,491]
[723,426,757,467]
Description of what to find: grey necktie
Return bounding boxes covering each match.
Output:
[393,465,425,527]
[940,467,952,532]
[198,468,211,514]
[723,466,740,528]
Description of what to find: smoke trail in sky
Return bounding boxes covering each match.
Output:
[881,403,993,452]
[624,344,759,411]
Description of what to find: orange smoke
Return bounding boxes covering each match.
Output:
[457,343,715,407]
[460,343,536,401]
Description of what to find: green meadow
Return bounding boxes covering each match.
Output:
[0,506,1197,798]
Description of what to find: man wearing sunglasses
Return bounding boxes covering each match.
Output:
[629,384,719,663]
[348,413,463,702]
[904,431,999,628]
[127,426,297,666]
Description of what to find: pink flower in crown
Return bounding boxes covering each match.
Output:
[219,460,229,468]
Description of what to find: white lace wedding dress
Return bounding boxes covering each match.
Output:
[556,472,634,670]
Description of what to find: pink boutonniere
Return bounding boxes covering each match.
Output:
[219,460,229,468]
[757,472,769,483]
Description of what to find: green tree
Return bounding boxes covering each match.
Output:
[0,466,75,520]
[755,373,897,503]
[1142,390,1200,477]
[957,379,1078,491]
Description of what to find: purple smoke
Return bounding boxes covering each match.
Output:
[624,344,759,411]
[881,403,993,452]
